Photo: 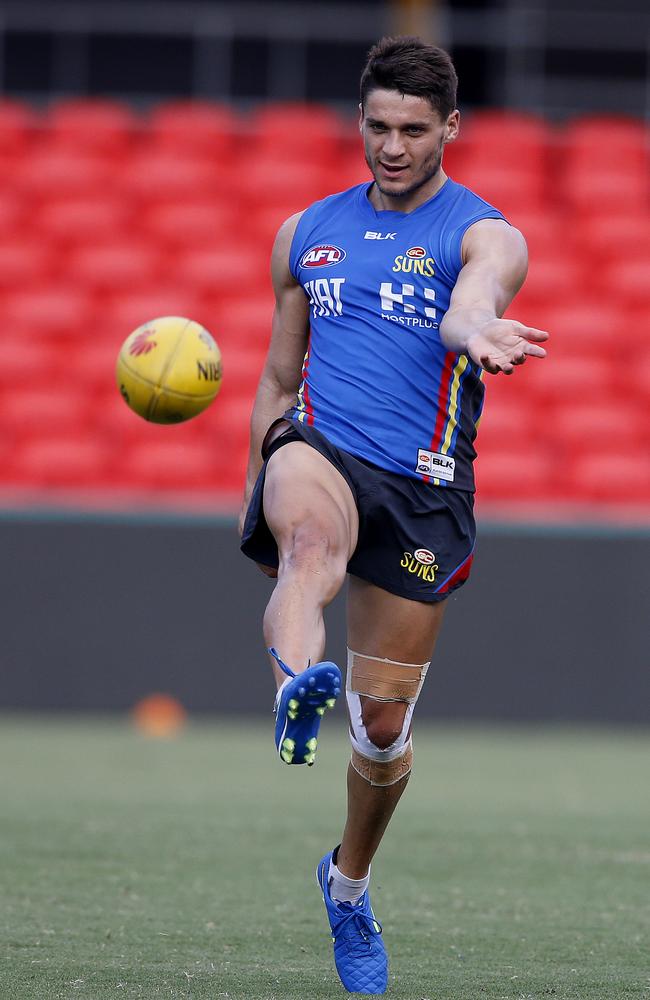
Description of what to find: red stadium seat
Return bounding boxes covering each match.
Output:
[250,102,345,162]
[3,286,93,341]
[118,439,224,490]
[42,99,138,157]
[147,101,237,157]
[175,245,268,297]
[67,242,164,296]
[142,201,236,249]
[462,110,552,162]
[330,153,373,194]
[507,254,585,313]
[216,299,275,350]
[0,386,92,438]
[576,212,649,265]
[117,153,222,204]
[0,99,40,156]
[516,355,614,403]
[105,288,204,334]
[475,399,537,453]
[239,201,311,246]
[234,157,333,208]
[210,393,255,451]
[474,448,555,501]
[545,400,647,452]
[539,304,626,359]
[563,166,648,216]
[61,339,124,396]
[0,239,56,289]
[507,211,562,259]
[217,344,266,394]
[563,115,648,175]
[35,197,133,248]
[607,258,650,309]
[454,163,545,214]
[12,434,114,487]
[0,193,25,238]
[15,152,115,201]
[566,448,650,504]
[0,338,61,390]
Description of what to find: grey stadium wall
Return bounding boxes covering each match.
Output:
[1,513,648,723]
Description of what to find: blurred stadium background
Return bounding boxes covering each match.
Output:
[2,3,649,998]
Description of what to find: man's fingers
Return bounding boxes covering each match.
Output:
[524,344,547,358]
[521,327,549,342]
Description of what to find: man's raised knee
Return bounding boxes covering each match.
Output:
[362,713,407,752]
[279,521,348,582]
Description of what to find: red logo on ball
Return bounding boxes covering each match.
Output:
[129,330,157,356]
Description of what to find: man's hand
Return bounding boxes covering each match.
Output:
[467,318,549,375]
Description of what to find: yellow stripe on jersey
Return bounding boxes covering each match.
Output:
[296,351,309,422]
[433,355,469,486]
[474,368,486,430]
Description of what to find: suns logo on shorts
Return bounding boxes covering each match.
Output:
[300,245,346,268]
[400,549,439,582]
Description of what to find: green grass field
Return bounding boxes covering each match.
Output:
[1,716,649,1000]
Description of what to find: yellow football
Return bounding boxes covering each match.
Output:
[116,316,222,423]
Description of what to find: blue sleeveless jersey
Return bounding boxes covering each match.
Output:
[287,178,505,491]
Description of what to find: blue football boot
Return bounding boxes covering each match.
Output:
[317,850,388,994]
[270,648,341,766]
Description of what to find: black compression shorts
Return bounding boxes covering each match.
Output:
[240,419,476,603]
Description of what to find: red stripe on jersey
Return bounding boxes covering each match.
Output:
[420,351,455,483]
[301,346,315,426]
[430,352,456,452]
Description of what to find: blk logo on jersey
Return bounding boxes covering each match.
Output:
[300,245,346,268]
[364,231,396,240]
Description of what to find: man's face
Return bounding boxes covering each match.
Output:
[360,88,458,201]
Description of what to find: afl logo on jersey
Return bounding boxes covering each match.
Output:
[406,246,426,259]
[300,245,347,268]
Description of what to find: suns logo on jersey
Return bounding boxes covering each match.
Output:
[392,249,435,276]
[300,245,347,268]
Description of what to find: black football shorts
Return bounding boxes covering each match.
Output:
[240,418,476,603]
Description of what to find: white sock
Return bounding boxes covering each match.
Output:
[328,856,370,905]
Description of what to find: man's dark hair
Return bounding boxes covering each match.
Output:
[360,36,458,119]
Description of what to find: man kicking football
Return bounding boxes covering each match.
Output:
[239,35,548,994]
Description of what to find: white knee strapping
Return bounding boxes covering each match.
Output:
[346,648,430,785]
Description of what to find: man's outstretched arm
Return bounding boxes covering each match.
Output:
[440,218,549,375]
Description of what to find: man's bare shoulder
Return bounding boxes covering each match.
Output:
[273,211,305,257]
[462,218,527,262]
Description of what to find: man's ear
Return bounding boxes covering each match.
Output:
[444,109,460,144]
